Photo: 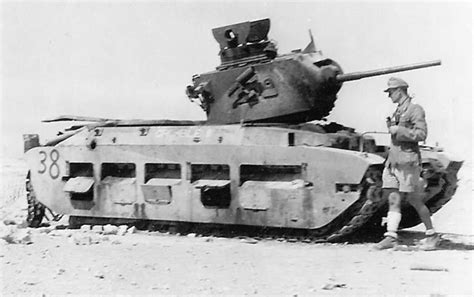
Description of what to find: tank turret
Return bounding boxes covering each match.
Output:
[186,18,441,124]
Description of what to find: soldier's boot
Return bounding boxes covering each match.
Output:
[418,233,440,251]
[374,234,398,250]
[374,210,401,250]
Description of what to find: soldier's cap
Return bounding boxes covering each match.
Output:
[384,77,409,92]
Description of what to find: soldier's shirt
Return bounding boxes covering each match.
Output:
[387,97,427,166]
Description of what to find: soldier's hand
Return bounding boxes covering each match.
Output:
[389,125,399,135]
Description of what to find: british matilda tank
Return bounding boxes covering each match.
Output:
[24,19,462,241]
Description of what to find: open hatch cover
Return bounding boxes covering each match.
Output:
[192,179,230,189]
[63,177,94,193]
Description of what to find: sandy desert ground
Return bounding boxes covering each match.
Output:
[0,157,472,296]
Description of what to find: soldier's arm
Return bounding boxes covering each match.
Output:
[395,105,427,142]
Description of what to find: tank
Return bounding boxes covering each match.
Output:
[23,18,462,241]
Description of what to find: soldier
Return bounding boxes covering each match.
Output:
[374,77,439,250]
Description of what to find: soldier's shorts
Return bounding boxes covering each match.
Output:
[382,164,423,193]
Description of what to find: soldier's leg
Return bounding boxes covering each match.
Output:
[374,166,401,250]
[406,191,434,231]
[400,165,439,250]
[409,191,439,250]
[399,165,435,232]
[385,189,402,239]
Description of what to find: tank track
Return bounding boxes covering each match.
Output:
[399,160,461,229]
[69,166,385,243]
[26,172,46,228]
[328,190,383,240]
[316,165,384,242]
[357,160,462,233]
[425,161,461,213]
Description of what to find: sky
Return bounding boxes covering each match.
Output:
[1,1,472,162]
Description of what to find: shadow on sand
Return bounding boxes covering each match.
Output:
[345,228,474,251]
[397,230,474,251]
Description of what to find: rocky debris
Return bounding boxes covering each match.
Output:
[187,233,197,238]
[80,224,132,235]
[34,226,56,234]
[321,282,347,290]
[0,225,32,244]
[94,271,105,279]
[47,230,61,236]
[69,233,109,245]
[61,225,139,245]
[103,224,118,235]
[409,264,449,272]
[240,237,258,244]
[148,284,171,291]
[53,223,68,230]
[92,225,103,233]
[48,229,73,237]
[3,219,17,225]
[117,225,128,236]
[80,225,92,232]
[321,277,347,290]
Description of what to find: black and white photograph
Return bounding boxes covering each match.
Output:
[1,1,472,295]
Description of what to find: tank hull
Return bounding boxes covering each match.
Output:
[25,125,384,232]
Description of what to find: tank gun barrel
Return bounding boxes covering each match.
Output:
[336,60,441,82]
